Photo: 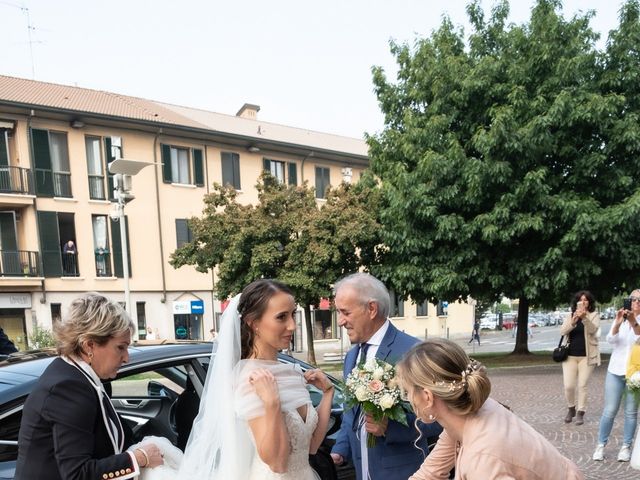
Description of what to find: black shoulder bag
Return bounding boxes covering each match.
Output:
[552,335,570,362]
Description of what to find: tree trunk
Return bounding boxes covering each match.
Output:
[512,297,531,354]
[303,304,317,365]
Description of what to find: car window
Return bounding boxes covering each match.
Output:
[111,365,187,398]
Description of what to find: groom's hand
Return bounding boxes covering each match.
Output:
[364,414,388,437]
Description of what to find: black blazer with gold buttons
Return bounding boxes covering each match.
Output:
[14,357,139,480]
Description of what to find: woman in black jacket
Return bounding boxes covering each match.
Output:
[14,293,164,480]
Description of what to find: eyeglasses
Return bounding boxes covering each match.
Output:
[631,297,640,303]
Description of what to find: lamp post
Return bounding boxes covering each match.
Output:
[108,159,155,324]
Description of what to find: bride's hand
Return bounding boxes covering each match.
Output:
[249,368,281,408]
[304,369,333,393]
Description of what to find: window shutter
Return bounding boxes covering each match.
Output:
[288,162,297,186]
[0,131,8,167]
[37,211,62,277]
[0,212,19,275]
[263,158,270,172]
[161,144,172,183]
[232,153,240,189]
[110,216,132,278]
[32,129,54,197]
[193,148,204,186]
[104,137,116,201]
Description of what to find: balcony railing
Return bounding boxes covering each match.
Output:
[34,169,73,198]
[94,250,112,277]
[88,174,106,200]
[53,172,72,198]
[0,166,34,195]
[0,250,41,277]
[62,252,79,277]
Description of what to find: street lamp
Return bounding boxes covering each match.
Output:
[108,159,156,322]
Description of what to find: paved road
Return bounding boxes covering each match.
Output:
[490,363,636,480]
[459,321,615,356]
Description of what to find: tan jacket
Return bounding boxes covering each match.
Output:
[560,311,601,366]
[409,398,583,480]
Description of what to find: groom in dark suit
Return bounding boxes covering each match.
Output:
[330,273,442,480]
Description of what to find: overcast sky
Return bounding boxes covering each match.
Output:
[0,0,624,139]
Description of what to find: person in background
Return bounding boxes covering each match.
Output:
[145,327,156,340]
[399,338,583,479]
[560,290,601,425]
[14,293,164,479]
[330,273,442,480]
[0,326,17,354]
[63,240,77,275]
[593,290,640,462]
[468,320,480,346]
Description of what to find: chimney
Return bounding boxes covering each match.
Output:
[236,103,260,120]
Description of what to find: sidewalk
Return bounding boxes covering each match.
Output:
[480,363,633,479]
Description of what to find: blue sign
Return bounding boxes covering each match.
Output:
[191,300,204,314]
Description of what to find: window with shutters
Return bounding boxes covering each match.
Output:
[221,152,241,189]
[37,211,78,277]
[51,303,62,324]
[0,130,9,166]
[175,219,193,248]
[92,215,112,277]
[85,135,122,201]
[32,129,72,198]
[161,144,204,186]
[315,166,330,199]
[263,158,297,185]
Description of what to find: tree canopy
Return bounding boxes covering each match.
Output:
[369,0,640,353]
[170,173,381,363]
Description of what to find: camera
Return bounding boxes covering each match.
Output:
[624,298,633,311]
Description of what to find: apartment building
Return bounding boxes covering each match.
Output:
[0,75,472,355]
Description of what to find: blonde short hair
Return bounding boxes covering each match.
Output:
[397,338,491,416]
[54,293,134,357]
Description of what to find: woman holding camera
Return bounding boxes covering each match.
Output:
[559,290,601,425]
[592,290,640,462]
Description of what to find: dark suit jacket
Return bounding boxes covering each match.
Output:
[14,357,138,480]
[332,323,443,480]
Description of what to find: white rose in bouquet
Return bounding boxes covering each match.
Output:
[379,393,395,410]
[355,385,369,402]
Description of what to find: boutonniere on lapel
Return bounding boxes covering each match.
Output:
[343,357,410,447]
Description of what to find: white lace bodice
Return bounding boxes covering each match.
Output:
[249,403,320,480]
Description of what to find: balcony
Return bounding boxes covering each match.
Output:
[0,250,41,277]
[0,166,33,195]
[94,249,112,277]
[34,169,72,198]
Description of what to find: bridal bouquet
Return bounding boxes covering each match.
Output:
[629,371,640,396]
[343,357,409,448]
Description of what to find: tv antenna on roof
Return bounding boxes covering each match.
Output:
[1,1,41,78]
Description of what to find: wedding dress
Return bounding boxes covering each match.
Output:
[131,294,321,480]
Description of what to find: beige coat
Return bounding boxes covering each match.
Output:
[560,311,601,366]
[409,398,583,480]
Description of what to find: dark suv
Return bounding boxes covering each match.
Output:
[0,343,354,480]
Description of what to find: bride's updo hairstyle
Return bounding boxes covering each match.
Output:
[397,338,491,416]
[237,279,294,359]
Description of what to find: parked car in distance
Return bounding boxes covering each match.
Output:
[479,316,497,330]
[0,343,354,480]
[501,314,516,330]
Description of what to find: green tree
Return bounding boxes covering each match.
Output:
[28,325,56,349]
[170,173,381,363]
[369,0,640,353]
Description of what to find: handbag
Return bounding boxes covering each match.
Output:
[552,335,570,362]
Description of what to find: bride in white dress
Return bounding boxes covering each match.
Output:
[134,279,334,480]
